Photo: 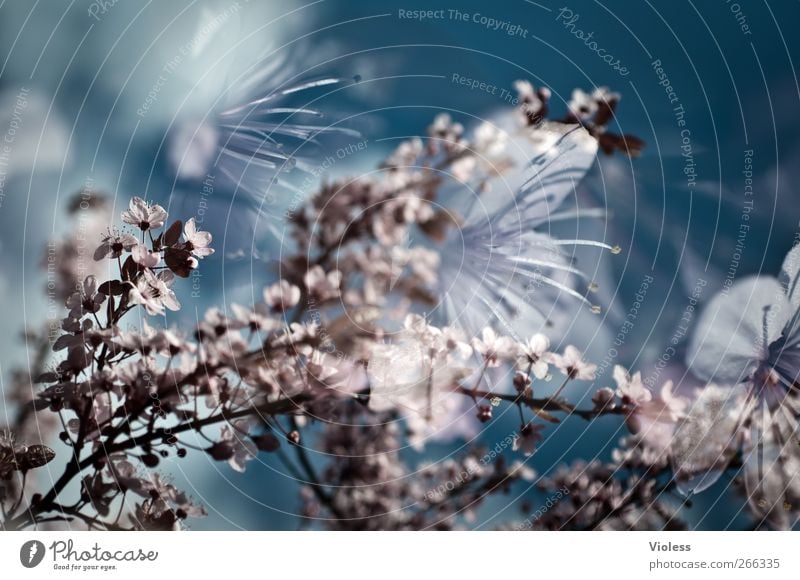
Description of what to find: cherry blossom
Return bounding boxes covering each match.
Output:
[304,266,342,302]
[263,279,301,311]
[513,422,546,456]
[183,218,214,257]
[518,333,551,379]
[128,269,180,315]
[94,231,137,260]
[121,196,167,231]
[551,345,597,380]
[471,327,517,367]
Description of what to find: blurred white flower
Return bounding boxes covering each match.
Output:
[131,244,160,268]
[207,421,258,473]
[471,327,517,367]
[551,345,597,380]
[613,365,651,406]
[304,266,342,302]
[263,279,301,311]
[435,124,610,336]
[473,122,508,159]
[367,319,475,450]
[183,218,214,257]
[168,49,358,204]
[518,333,551,379]
[513,422,545,456]
[567,89,597,120]
[678,244,800,514]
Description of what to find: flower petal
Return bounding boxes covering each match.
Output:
[688,276,790,383]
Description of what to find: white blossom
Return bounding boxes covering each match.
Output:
[121,196,167,231]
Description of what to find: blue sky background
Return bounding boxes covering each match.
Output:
[1,0,798,529]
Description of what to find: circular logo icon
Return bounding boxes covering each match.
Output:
[19,540,45,568]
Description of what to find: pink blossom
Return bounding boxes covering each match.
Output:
[183,218,214,257]
[128,269,180,315]
[94,231,137,260]
[518,333,551,379]
[513,422,546,456]
[264,280,301,311]
[551,345,597,380]
[471,327,517,367]
[304,266,341,302]
[121,196,167,230]
[131,244,160,268]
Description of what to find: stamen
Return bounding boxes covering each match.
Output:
[762,305,772,352]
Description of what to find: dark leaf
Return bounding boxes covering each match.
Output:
[52,334,73,352]
[353,386,371,407]
[121,256,139,281]
[525,403,561,424]
[206,442,234,461]
[164,246,194,278]
[15,445,56,471]
[163,220,183,246]
[593,99,617,126]
[252,433,280,452]
[98,279,125,296]
[93,243,112,261]
[34,371,61,383]
[152,232,163,252]
[106,293,115,323]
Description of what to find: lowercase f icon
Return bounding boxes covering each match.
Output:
[20,540,45,568]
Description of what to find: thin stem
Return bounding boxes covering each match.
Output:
[287,416,346,521]
[6,395,308,530]
[456,386,623,421]
[7,471,27,518]
[551,375,571,401]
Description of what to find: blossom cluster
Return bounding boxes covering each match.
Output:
[3,73,795,533]
[0,183,619,530]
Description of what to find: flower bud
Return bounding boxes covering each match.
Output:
[253,433,281,452]
[513,371,531,392]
